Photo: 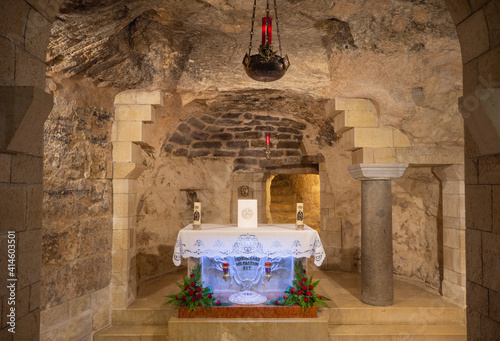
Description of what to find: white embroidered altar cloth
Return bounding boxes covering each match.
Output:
[172,224,325,266]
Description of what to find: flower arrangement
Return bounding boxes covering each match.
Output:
[281,260,330,311]
[164,265,216,311]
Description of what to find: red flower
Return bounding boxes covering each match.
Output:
[175,295,179,300]
[182,297,187,302]
[191,297,196,302]
[290,288,295,293]
[216,301,221,305]
[190,274,195,278]
[196,293,202,299]
[208,294,212,299]
[298,282,303,286]
[304,297,309,302]
[302,277,307,282]
[318,295,322,299]
[196,287,202,292]
[297,290,303,295]
[306,291,312,296]
[302,286,308,291]
[191,282,196,286]
[309,285,314,290]
[185,285,189,290]
[188,290,194,295]
[303,270,307,274]
[283,295,288,300]
[275,300,280,305]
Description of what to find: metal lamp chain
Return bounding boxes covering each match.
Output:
[274,0,282,56]
[248,0,257,55]
[266,0,270,45]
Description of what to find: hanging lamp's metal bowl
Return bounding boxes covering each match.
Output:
[243,53,290,82]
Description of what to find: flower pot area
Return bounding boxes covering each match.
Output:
[178,296,318,318]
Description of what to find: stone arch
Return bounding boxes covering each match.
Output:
[0,0,499,339]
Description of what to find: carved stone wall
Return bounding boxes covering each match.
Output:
[41,97,113,340]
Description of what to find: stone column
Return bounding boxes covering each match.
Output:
[348,163,408,306]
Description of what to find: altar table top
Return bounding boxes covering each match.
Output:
[172,224,325,266]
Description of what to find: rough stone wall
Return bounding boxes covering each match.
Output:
[40,97,113,340]
[392,167,442,291]
[269,174,321,231]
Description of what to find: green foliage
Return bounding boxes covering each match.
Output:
[164,265,216,311]
[282,260,331,311]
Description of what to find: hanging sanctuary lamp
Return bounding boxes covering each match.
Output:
[243,0,290,82]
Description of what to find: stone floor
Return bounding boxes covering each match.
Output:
[94,269,467,340]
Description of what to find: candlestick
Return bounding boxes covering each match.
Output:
[193,202,201,230]
[264,262,272,281]
[222,262,230,281]
[296,203,304,230]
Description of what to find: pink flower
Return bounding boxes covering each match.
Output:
[196,293,202,299]
[216,301,221,306]
[283,295,288,300]
[302,277,307,282]
[318,295,322,299]
[188,290,194,295]
[190,274,195,278]
[275,300,280,305]
[182,297,187,302]
[191,297,196,302]
[306,291,312,296]
[309,285,313,290]
[290,288,295,293]
[208,294,212,299]
[303,270,306,274]
[196,287,202,292]
[298,282,303,286]
[302,286,308,291]
[304,297,309,302]
[297,290,303,296]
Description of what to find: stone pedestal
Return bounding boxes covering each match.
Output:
[348,163,408,306]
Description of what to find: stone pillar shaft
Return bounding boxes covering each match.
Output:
[361,180,393,306]
[348,163,408,307]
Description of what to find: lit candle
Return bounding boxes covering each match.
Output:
[266,132,271,146]
[261,17,272,45]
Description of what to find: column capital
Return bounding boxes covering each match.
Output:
[348,163,408,180]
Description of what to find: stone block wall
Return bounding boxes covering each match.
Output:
[465,153,500,339]
[40,97,113,340]
[162,112,306,171]
[0,153,43,340]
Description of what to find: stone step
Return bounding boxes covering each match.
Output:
[328,305,466,325]
[270,203,295,211]
[328,324,467,340]
[168,310,329,340]
[270,194,297,204]
[94,325,168,341]
[111,307,177,325]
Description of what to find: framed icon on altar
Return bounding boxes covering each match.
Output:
[238,199,258,228]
